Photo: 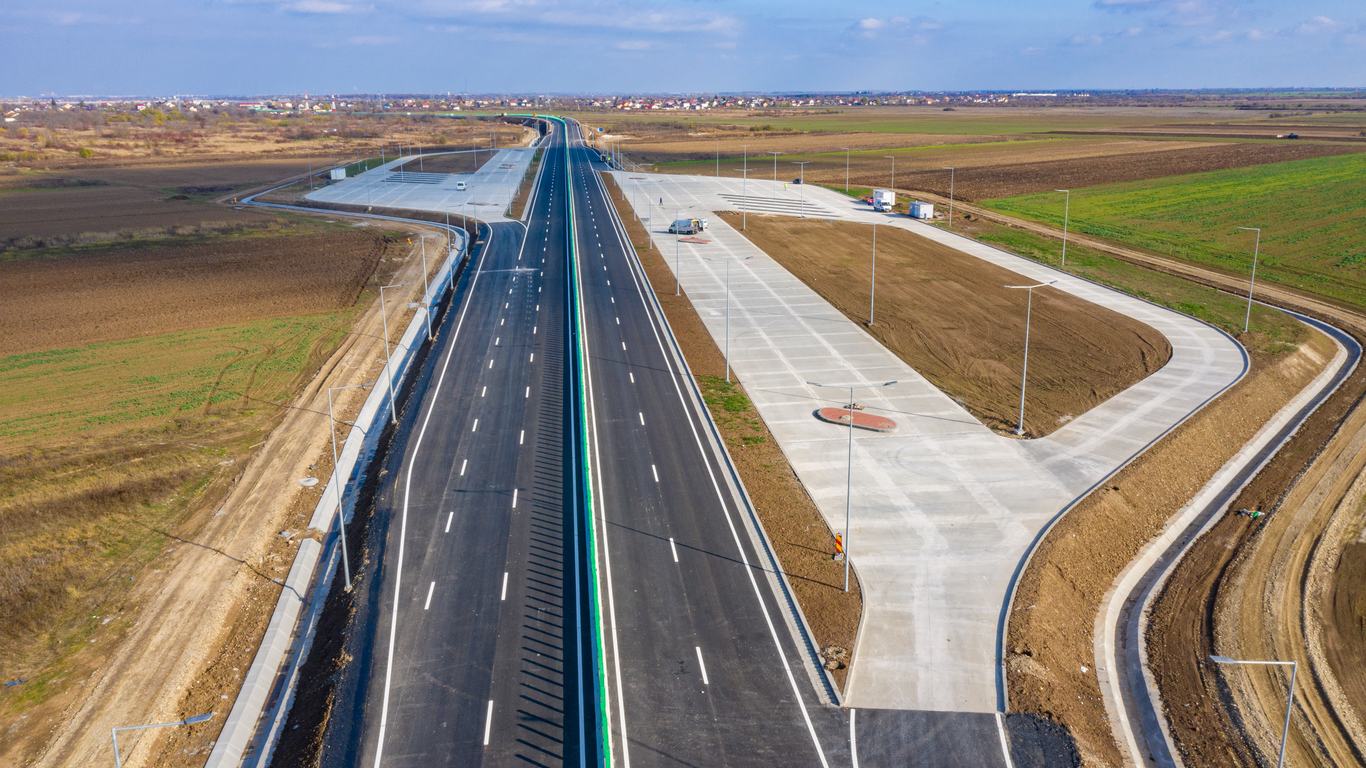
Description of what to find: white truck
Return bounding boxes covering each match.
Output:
[872,189,895,212]
[668,218,709,235]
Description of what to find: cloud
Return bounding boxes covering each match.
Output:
[850,15,938,39]
[1068,34,1105,45]
[1094,0,1238,27]
[285,0,371,12]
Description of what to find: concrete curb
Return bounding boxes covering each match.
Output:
[204,219,467,768]
[1096,309,1357,768]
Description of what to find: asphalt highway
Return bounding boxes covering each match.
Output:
[322,121,595,768]
[563,121,854,767]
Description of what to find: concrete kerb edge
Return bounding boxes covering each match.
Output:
[600,167,844,707]
[1106,309,1359,768]
[204,216,468,768]
[938,219,1256,716]
[516,126,551,223]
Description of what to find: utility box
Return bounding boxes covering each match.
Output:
[330,168,346,181]
[910,201,935,219]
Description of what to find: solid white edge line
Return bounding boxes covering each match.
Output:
[575,143,632,768]
[592,163,831,767]
[483,699,494,746]
[373,205,494,768]
[444,511,453,533]
[501,571,509,601]
[996,711,1015,768]
[424,581,435,610]
[696,646,709,685]
[850,709,859,768]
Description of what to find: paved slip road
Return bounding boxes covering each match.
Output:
[322,121,599,768]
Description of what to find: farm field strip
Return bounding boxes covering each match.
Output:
[985,152,1366,308]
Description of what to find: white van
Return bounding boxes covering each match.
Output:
[455,181,467,191]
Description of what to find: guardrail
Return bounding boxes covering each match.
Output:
[204,221,470,768]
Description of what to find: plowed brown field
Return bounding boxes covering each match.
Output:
[0,231,387,356]
[394,149,494,174]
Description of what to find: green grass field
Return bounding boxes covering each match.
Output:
[0,312,351,444]
[983,153,1366,309]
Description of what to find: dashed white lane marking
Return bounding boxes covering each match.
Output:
[629,372,635,384]
[505,302,509,308]
[512,488,519,508]
[488,359,494,369]
[607,280,611,286]
[423,581,435,610]
[495,337,499,345]
[621,342,626,351]
[638,412,644,425]
[530,353,535,362]
[534,325,538,334]
[520,430,525,445]
[615,317,620,324]
[445,512,453,533]
[652,464,659,482]
[460,459,467,476]
[696,647,709,685]
[610,297,614,304]
[669,537,679,562]
[501,572,509,601]
[472,419,479,432]
[536,304,540,310]
[481,386,487,397]
[500,318,504,326]
[525,387,530,398]
[483,700,494,746]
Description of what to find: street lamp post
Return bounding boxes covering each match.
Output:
[112,713,215,768]
[941,167,955,228]
[716,138,719,177]
[884,155,896,200]
[869,223,878,325]
[766,151,782,197]
[733,167,754,230]
[1004,280,1058,436]
[793,161,811,217]
[417,235,438,341]
[1237,226,1262,334]
[704,256,753,382]
[378,282,410,425]
[1055,189,1070,266]
[804,380,898,592]
[328,382,373,591]
[839,147,850,191]
[1210,655,1297,768]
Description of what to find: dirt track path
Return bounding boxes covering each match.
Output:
[28,222,450,768]
[929,193,1366,768]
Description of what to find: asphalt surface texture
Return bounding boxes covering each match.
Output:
[321,121,598,768]
[308,118,1071,768]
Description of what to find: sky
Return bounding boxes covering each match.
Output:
[2,0,1363,96]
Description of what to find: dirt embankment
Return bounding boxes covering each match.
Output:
[1007,329,1333,766]
[718,212,1171,438]
[602,173,863,688]
[1147,318,1366,768]
[0,224,450,768]
[939,195,1366,767]
[394,148,495,174]
[0,231,388,356]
